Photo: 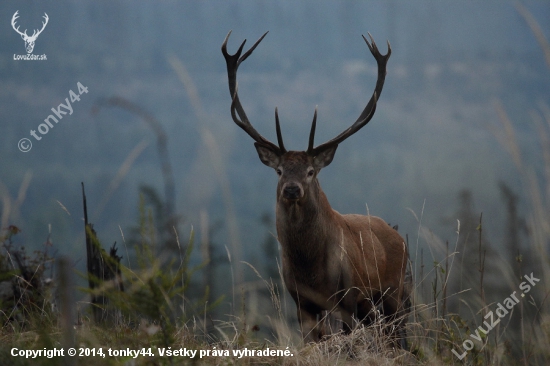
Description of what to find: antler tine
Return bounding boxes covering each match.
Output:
[275,108,287,153]
[11,11,26,36]
[307,107,318,153]
[311,33,390,156]
[222,31,282,153]
[238,31,268,66]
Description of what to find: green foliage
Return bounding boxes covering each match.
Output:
[0,225,54,330]
[90,193,223,347]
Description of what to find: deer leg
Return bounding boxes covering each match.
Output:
[357,290,382,327]
[338,288,360,334]
[381,290,408,349]
[357,298,376,326]
[297,306,323,342]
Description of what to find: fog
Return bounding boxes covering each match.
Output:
[1,1,548,286]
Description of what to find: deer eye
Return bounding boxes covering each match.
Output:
[276,168,282,176]
[307,168,314,177]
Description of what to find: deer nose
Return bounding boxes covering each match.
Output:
[283,184,301,200]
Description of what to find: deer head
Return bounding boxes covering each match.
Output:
[253,109,339,207]
[221,31,390,208]
[11,11,49,54]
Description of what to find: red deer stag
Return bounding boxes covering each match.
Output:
[222,31,410,347]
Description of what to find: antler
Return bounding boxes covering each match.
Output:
[11,11,26,37]
[11,11,48,40]
[31,13,49,40]
[222,31,286,154]
[308,33,391,156]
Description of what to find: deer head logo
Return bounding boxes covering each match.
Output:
[11,11,49,54]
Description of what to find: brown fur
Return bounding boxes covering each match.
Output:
[259,151,410,345]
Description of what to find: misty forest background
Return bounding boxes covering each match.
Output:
[0,0,549,351]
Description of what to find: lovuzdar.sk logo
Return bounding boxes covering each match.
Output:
[11,10,48,61]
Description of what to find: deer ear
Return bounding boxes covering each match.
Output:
[313,145,338,169]
[254,142,281,169]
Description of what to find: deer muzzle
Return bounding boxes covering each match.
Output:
[282,183,303,200]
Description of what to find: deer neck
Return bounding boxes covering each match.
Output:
[276,180,335,264]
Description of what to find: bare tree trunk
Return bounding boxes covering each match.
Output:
[82,182,124,324]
